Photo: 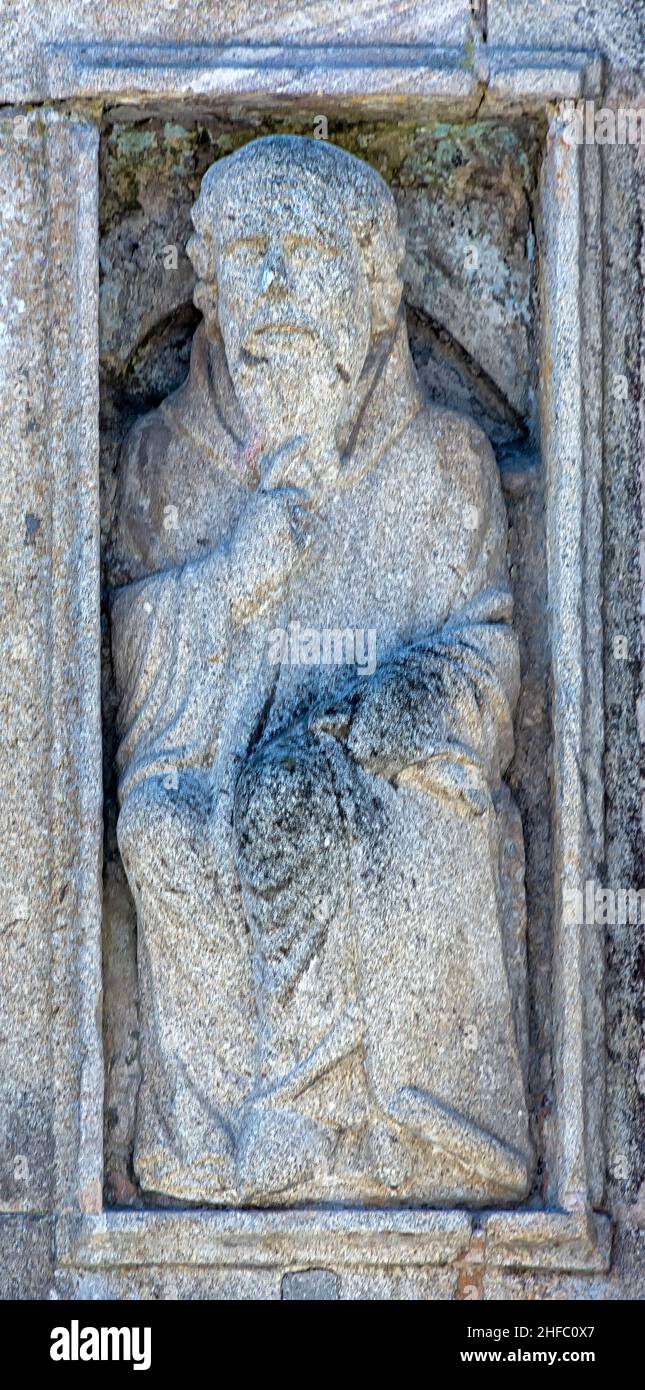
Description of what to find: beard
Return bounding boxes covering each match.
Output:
[228,331,351,451]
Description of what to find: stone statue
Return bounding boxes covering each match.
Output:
[111,135,532,1206]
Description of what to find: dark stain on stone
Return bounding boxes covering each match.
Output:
[24,512,41,545]
[281,1269,340,1300]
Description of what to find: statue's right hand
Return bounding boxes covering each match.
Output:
[258,437,317,497]
[229,487,316,624]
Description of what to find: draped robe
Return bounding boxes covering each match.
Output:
[111,315,532,1205]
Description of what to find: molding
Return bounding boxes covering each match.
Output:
[0,59,609,1278]
[56,1209,472,1271]
[45,115,104,1216]
[56,1208,610,1274]
[483,1211,611,1273]
[0,111,103,1219]
[538,118,605,1210]
[0,42,604,109]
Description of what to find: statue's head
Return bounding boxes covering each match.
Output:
[187,136,405,444]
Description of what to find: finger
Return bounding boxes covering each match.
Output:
[310,709,352,739]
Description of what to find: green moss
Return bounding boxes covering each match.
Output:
[461,33,476,71]
[100,113,544,232]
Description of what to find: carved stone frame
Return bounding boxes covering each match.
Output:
[0,41,609,1280]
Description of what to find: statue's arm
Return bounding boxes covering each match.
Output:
[312,591,517,794]
[112,482,314,803]
[310,422,519,805]
[111,546,235,803]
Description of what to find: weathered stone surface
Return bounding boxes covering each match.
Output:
[0,1217,53,1299]
[52,1206,612,1296]
[603,141,645,1225]
[1,5,644,1302]
[55,1261,463,1299]
[3,2,633,112]
[487,1,645,90]
[109,135,530,1208]
[0,111,103,1220]
[98,117,540,475]
[281,1269,339,1300]
[538,117,604,1209]
[99,115,542,1195]
[0,2,475,104]
[55,1208,474,1269]
[102,863,140,1203]
[50,1222,644,1299]
[398,123,537,419]
[55,1266,282,1300]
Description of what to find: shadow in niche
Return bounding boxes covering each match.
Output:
[97,110,550,1212]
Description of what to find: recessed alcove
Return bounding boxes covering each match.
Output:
[97,108,551,1211]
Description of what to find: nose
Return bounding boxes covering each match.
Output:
[258,242,288,297]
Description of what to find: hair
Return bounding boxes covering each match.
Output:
[188,135,405,340]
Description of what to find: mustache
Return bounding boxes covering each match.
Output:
[243,313,322,346]
[252,324,317,340]
[238,315,330,372]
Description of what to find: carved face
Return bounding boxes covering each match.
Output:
[203,175,372,445]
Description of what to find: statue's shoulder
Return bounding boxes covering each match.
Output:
[111,404,177,583]
[414,399,497,481]
[111,327,248,584]
[407,400,503,523]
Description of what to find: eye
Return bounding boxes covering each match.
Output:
[283,235,339,259]
[222,235,268,261]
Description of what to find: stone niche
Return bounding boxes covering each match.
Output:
[93,87,606,1258]
[0,30,617,1299]
[100,110,549,1209]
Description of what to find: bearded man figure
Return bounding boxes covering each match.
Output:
[111,135,532,1206]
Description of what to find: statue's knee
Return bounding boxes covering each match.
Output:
[233,740,338,895]
[117,777,185,885]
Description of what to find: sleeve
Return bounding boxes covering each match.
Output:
[316,420,520,813]
[111,548,233,805]
[109,411,179,586]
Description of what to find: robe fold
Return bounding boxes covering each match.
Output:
[112,314,532,1204]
